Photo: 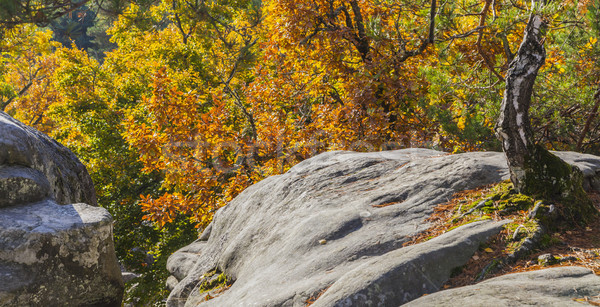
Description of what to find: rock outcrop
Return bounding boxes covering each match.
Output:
[166,148,600,306]
[310,220,509,307]
[405,266,600,306]
[0,112,96,206]
[0,112,123,306]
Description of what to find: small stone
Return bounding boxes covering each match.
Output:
[166,275,179,291]
[319,239,327,245]
[538,253,558,266]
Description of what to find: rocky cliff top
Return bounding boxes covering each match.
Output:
[0,112,122,306]
[166,149,600,306]
[0,111,96,206]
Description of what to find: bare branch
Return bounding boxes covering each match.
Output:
[577,85,600,151]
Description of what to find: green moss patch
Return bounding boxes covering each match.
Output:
[415,180,600,291]
[453,181,535,220]
[197,268,233,301]
[521,145,598,225]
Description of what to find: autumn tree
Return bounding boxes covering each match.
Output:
[3,0,600,302]
[496,1,597,223]
[0,24,60,131]
[0,0,89,35]
[254,0,441,150]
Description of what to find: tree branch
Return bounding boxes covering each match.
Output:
[476,0,505,82]
[396,0,436,62]
[576,85,600,151]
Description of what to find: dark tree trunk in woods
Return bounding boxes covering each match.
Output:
[495,12,597,223]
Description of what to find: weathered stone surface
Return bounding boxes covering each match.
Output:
[166,276,180,291]
[405,266,600,306]
[0,200,124,306]
[0,111,96,206]
[311,220,509,307]
[554,151,600,192]
[166,149,507,306]
[166,149,600,306]
[0,166,50,208]
[0,113,123,305]
[167,240,206,281]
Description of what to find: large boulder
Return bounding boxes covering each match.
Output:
[166,149,600,306]
[310,220,509,307]
[405,266,600,306]
[0,201,124,306]
[0,112,123,305]
[0,112,96,206]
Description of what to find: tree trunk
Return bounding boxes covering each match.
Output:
[495,14,546,190]
[495,13,597,223]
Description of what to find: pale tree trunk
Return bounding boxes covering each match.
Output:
[495,13,545,190]
[496,12,597,223]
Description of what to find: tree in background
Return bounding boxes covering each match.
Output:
[0,0,89,34]
[51,5,97,50]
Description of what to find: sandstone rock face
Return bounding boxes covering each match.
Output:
[554,151,600,192]
[405,266,600,306]
[166,149,600,306]
[0,112,96,206]
[310,220,509,307]
[0,201,123,306]
[0,112,123,306]
[0,166,50,208]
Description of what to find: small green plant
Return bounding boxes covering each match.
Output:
[198,270,231,294]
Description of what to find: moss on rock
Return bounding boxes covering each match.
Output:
[521,145,598,225]
[197,268,232,299]
[460,182,535,217]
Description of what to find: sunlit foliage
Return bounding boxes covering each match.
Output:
[2,0,600,304]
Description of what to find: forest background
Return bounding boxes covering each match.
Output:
[1,0,599,304]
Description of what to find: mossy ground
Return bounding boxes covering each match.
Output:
[404,181,600,293]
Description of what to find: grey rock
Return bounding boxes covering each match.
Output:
[0,166,50,208]
[167,149,513,306]
[538,253,558,266]
[0,113,123,306]
[311,220,509,307]
[0,201,124,306]
[553,151,600,192]
[199,223,213,241]
[405,266,600,306]
[166,239,206,281]
[166,149,600,307]
[167,275,180,291]
[0,111,96,206]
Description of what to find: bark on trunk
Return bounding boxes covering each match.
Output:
[496,13,597,223]
[495,14,546,190]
